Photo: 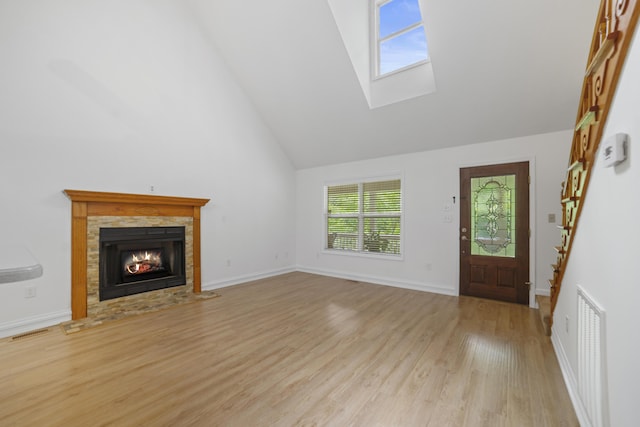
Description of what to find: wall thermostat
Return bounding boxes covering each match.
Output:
[602,133,627,167]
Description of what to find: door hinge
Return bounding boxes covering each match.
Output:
[528,175,531,184]
[528,229,531,238]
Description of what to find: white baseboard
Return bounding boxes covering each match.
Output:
[296,265,458,297]
[202,266,297,291]
[204,265,457,297]
[0,268,297,339]
[0,267,298,339]
[0,309,70,339]
[0,268,469,339]
[551,331,590,427]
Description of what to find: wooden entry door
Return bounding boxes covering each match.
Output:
[459,162,530,305]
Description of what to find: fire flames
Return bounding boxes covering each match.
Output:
[124,251,163,275]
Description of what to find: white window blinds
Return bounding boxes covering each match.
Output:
[326,179,401,255]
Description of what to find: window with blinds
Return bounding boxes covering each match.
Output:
[326,179,402,255]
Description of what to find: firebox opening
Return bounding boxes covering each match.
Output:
[121,248,167,281]
[99,226,186,301]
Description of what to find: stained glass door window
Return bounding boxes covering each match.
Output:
[470,174,516,257]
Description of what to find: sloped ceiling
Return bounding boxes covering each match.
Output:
[187,0,600,169]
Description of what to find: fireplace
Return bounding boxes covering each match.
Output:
[99,226,186,301]
[64,189,209,320]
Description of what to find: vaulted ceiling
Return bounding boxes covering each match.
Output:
[187,0,600,169]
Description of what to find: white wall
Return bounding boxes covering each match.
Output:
[552,25,640,427]
[0,0,296,337]
[296,131,571,298]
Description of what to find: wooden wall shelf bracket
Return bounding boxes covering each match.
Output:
[575,106,599,131]
[585,31,620,76]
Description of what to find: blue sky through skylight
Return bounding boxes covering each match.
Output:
[378,0,428,76]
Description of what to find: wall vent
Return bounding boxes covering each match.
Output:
[577,286,609,427]
[10,328,50,341]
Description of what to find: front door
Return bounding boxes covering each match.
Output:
[459,161,530,305]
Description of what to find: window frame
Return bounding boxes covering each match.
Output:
[324,176,403,258]
[373,0,430,79]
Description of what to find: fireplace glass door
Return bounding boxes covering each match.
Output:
[99,226,186,301]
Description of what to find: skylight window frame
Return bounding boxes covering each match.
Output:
[372,0,430,79]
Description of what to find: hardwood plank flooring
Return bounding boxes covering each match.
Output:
[0,272,577,426]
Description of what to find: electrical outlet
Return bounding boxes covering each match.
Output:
[548,213,556,223]
[24,286,36,298]
[149,185,155,192]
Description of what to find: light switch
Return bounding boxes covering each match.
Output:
[548,213,556,223]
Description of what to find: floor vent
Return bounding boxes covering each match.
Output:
[10,328,50,341]
[577,286,608,427]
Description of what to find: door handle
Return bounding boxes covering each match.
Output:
[461,235,468,241]
[524,281,532,289]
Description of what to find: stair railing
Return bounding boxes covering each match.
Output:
[549,0,639,327]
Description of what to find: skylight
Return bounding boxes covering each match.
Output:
[327,0,437,108]
[376,0,429,77]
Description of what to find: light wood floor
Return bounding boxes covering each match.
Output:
[0,272,577,426]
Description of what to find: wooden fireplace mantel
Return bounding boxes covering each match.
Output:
[64,190,210,320]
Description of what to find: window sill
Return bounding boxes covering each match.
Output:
[373,58,430,81]
[322,249,404,261]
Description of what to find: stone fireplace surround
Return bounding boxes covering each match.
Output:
[63,190,210,324]
[87,216,192,316]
